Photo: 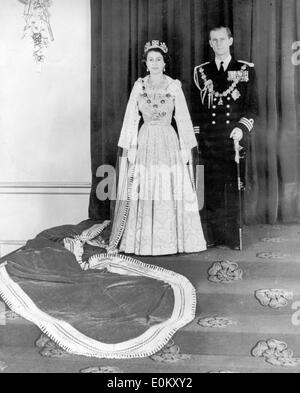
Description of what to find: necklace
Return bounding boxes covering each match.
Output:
[141,77,170,108]
[147,75,167,90]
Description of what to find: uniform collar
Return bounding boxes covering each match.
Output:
[215,55,232,71]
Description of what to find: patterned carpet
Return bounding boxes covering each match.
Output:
[1,223,300,373]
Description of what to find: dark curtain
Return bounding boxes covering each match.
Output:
[89,0,300,224]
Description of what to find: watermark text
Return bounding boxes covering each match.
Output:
[292,301,300,326]
[0,301,6,326]
[292,41,300,66]
[95,162,204,210]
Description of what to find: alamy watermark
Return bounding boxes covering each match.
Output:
[95,159,205,210]
[0,301,6,326]
[292,41,300,66]
[292,301,300,326]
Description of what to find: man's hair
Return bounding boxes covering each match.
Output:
[209,26,233,39]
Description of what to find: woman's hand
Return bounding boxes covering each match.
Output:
[128,147,137,164]
[180,148,190,164]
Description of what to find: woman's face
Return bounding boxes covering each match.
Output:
[146,51,165,75]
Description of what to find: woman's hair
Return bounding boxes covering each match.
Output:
[142,48,170,70]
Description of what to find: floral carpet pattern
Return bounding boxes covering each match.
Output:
[36,333,70,358]
[197,317,237,329]
[255,289,294,309]
[0,223,300,373]
[252,339,300,367]
[207,260,243,283]
[149,340,191,363]
[198,223,300,372]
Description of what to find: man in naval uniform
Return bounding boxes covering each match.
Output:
[192,26,258,249]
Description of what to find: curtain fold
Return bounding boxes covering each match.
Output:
[90,0,300,224]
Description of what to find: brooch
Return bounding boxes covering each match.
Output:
[232,89,241,101]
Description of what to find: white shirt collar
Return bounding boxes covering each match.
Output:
[215,55,232,71]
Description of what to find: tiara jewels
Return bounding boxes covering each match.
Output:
[144,40,168,54]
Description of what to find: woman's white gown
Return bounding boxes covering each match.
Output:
[110,76,206,255]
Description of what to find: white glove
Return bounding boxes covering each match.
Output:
[128,148,137,164]
[180,148,190,164]
[230,127,243,142]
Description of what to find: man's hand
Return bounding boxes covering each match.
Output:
[230,127,243,142]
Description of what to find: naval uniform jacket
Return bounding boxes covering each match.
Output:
[193,57,258,182]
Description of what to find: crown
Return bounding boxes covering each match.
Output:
[144,40,168,54]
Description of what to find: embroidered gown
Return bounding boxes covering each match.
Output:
[109,76,206,255]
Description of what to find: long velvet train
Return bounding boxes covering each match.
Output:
[0,220,196,358]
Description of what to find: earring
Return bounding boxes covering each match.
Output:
[147,67,149,73]
[163,65,166,72]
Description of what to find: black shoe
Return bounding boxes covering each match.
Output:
[206,242,216,249]
[215,244,241,251]
[215,244,231,250]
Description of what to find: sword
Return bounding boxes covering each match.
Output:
[234,139,243,251]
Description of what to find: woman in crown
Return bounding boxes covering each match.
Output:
[109,40,206,255]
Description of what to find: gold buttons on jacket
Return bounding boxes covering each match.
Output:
[212,113,216,117]
[212,121,216,125]
[226,120,230,124]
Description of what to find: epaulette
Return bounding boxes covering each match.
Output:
[194,63,210,91]
[238,60,254,67]
[194,62,210,71]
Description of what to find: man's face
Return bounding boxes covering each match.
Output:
[209,28,233,57]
